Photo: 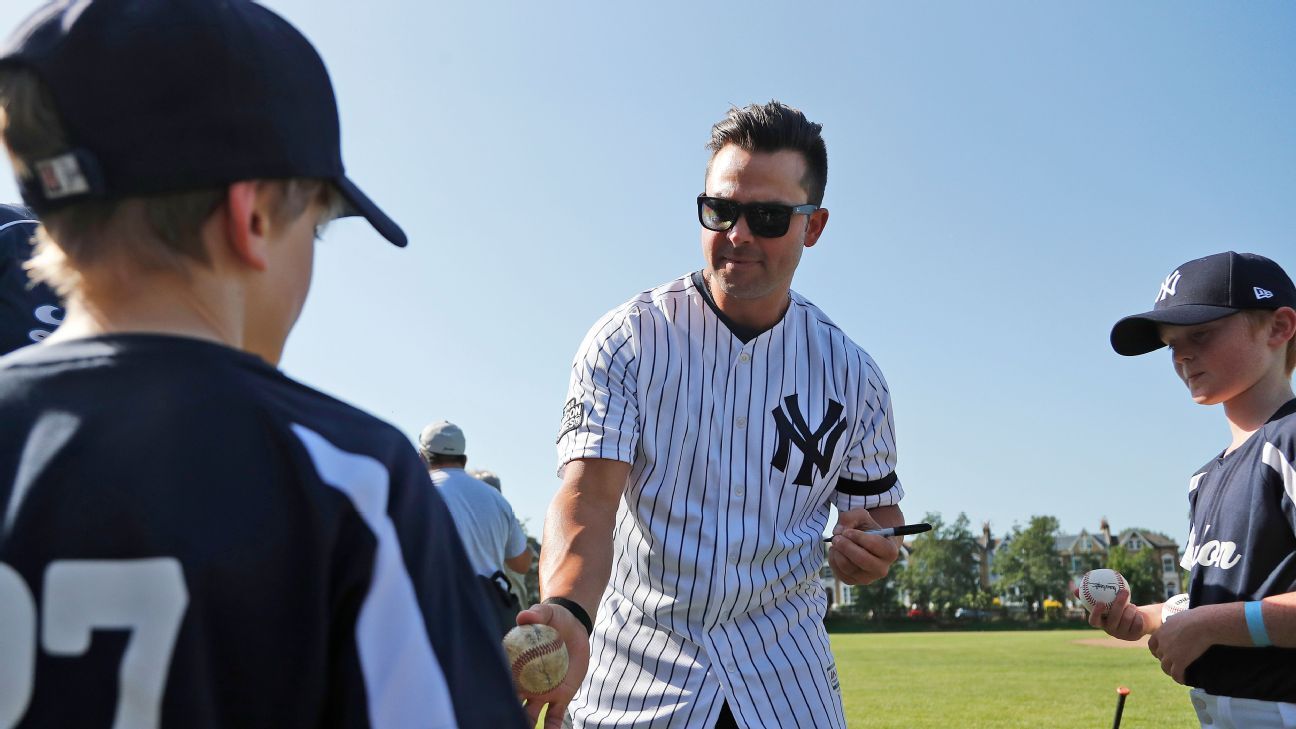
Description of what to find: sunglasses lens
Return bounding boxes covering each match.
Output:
[745,205,792,238]
[699,197,737,231]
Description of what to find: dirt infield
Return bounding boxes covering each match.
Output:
[1073,634,1151,648]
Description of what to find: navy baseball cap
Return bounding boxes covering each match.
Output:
[1111,252,1296,356]
[0,0,407,247]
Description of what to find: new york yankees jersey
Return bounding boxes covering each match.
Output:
[0,334,528,729]
[1181,398,1296,702]
[557,272,903,729]
[0,204,62,355]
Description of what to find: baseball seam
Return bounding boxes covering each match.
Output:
[511,637,563,683]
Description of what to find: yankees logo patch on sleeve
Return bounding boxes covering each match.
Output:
[557,398,583,443]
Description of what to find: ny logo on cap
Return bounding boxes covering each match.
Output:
[1255,287,1274,300]
[1156,270,1182,303]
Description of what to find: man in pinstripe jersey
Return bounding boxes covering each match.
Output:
[518,101,907,729]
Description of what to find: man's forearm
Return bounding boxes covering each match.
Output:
[539,461,625,619]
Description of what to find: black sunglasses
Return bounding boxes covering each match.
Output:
[697,194,819,238]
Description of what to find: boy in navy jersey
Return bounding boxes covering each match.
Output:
[1100,252,1296,726]
[0,1,526,727]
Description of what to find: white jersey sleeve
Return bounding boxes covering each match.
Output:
[830,354,903,512]
[556,305,641,471]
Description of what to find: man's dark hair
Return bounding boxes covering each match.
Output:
[422,452,468,470]
[706,100,828,206]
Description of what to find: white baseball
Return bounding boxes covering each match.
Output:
[1161,593,1190,622]
[1079,569,1128,610]
[502,624,569,695]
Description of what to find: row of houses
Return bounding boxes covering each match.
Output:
[825,519,1184,612]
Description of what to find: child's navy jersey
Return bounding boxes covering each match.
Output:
[0,204,62,355]
[1182,398,1296,701]
[0,335,528,728]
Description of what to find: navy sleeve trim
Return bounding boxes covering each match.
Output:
[836,471,898,496]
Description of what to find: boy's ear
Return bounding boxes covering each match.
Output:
[1270,307,1296,346]
[222,181,270,272]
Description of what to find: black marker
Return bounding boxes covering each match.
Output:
[823,523,932,542]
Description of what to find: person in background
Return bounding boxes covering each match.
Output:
[421,421,533,635]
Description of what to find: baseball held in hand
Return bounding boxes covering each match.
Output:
[1162,593,1190,621]
[1079,569,1128,610]
[503,624,569,694]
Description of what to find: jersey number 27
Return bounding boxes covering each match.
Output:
[0,558,188,729]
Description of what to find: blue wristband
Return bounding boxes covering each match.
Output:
[1245,601,1273,648]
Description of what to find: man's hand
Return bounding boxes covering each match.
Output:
[827,507,900,585]
[515,602,591,729]
[1083,587,1147,642]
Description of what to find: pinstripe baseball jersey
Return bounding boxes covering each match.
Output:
[0,334,527,729]
[557,272,903,729]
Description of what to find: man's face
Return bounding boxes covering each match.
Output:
[701,145,827,304]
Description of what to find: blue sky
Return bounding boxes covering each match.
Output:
[1,1,1292,543]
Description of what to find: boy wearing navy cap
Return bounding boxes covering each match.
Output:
[1101,252,1296,726]
[0,1,525,727]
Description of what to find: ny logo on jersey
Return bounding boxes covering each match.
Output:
[1156,270,1181,303]
[770,394,848,486]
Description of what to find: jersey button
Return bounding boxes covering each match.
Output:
[738,352,751,364]
[735,416,747,429]
[734,486,745,497]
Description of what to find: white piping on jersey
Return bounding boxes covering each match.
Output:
[1188,472,1206,493]
[291,424,459,729]
[4,411,79,536]
[1261,441,1295,503]
[0,218,37,234]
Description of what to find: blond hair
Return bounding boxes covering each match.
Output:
[0,68,342,297]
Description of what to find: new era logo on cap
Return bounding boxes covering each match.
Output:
[1255,287,1274,300]
[34,153,90,199]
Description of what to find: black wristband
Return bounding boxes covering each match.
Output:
[544,596,593,637]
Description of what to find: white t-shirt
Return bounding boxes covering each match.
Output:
[429,468,528,578]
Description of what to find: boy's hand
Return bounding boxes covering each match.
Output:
[1148,608,1212,684]
[515,602,591,729]
[1084,587,1145,641]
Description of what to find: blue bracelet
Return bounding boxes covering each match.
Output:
[1245,601,1273,648]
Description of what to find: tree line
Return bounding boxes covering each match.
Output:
[849,513,1170,620]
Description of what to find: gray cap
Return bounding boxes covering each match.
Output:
[470,469,502,491]
[419,420,465,456]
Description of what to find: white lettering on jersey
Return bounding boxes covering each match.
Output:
[1181,524,1242,571]
[33,305,62,327]
[28,305,64,343]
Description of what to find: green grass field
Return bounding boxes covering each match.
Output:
[833,630,1197,728]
